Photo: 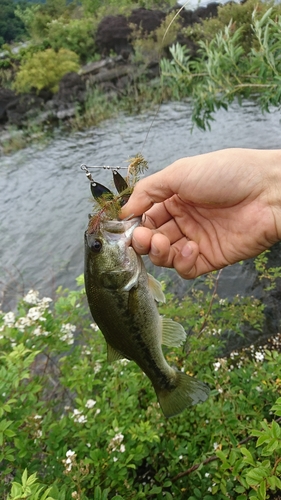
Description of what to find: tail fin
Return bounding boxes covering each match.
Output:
[157,372,210,418]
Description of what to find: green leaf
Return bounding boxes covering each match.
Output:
[246,467,269,486]
[240,447,255,466]
[21,469,28,488]
[271,420,281,439]
[257,479,266,500]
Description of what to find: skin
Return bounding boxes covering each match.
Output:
[121,148,281,279]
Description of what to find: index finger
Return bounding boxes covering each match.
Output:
[121,167,178,219]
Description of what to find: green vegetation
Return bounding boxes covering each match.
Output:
[13,47,80,93]
[1,253,281,499]
[0,0,281,146]
[161,4,281,129]
[0,0,27,46]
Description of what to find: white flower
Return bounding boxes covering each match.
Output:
[3,311,15,327]
[60,332,75,345]
[90,322,99,331]
[85,399,96,409]
[94,361,102,374]
[95,408,101,416]
[120,444,126,453]
[27,307,44,321]
[60,324,76,344]
[72,409,87,423]
[213,362,221,371]
[113,456,118,462]
[15,316,32,332]
[213,442,219,450]
[61,323,76,334]
[63,449,76,472]
[23,290,40,304]
[66,449,76,458]
[255,351,264,362]
[33,326,46,337]
[39,297,52,308]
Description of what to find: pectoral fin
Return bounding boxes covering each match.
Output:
[161,317,186,347]
[147,273,165,303]
[107,343,125,363]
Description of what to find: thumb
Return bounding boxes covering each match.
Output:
[121,168,177,218]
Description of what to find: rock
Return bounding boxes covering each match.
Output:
[5,93,45,126]
[95,8,167,57]
[128,8,166,34]
[0,88,18,123]
[96,15,132,57]
[55,72,86,104]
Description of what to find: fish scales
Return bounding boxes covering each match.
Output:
[84,216,210,417]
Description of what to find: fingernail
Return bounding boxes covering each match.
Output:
[181,243,193,258]
[151,243,159,256]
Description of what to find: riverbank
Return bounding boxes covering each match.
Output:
[0,3,220,154]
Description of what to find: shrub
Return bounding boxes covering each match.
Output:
[46,17,96,61]
[13,48,80,94]
[0,263,281,499]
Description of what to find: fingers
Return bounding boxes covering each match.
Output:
[121,167,178,219]
[131,228,208,279]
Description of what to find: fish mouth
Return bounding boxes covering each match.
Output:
[102,217,141,244]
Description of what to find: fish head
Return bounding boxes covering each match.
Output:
[84,215,141,287]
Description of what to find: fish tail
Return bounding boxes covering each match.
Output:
[157,372,210,418]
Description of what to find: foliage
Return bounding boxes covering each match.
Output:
[0,0,27,47]
[131,12,181,65]
[160,7,281,129]
[184,0,281,51]
[0,258,280,499]
[13,48,80,94]
[44,17,96,61]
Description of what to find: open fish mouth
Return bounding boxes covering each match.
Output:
[102,217,141,243]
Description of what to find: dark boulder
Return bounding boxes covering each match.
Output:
[0,88,18,123]
[5,93,45,126]
[128,8,166,34]
[96,8,167,57]
[96,15,132,57]
[55,72,86,104]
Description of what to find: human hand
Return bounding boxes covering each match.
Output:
[121,148,281,279]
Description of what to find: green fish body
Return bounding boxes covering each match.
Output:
[84,216,209,418]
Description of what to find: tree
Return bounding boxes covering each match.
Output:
[160,5,281,129]
[0,0,27,46]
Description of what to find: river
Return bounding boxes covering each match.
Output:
[0,100,281,314]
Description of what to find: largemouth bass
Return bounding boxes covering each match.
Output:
[84,215,210,418]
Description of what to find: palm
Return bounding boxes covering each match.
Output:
[122,149,281,279]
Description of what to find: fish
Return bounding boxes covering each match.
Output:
[84,214,210,418]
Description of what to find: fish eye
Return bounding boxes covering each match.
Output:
[89,239,102,253]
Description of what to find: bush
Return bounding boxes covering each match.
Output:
[160,7,281,129]
[46,17,96,61]
[0,263,280,499]
[13,48,80,94]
